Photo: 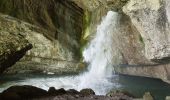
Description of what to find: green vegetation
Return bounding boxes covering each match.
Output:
[139,34,144,45]
[80,10,92,59]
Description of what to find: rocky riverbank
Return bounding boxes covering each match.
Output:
[0,85,156,100]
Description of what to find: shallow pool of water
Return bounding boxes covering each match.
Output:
[115,75,170,100]
[0,73,170,100]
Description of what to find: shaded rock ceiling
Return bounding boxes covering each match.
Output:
[72,0,129,11]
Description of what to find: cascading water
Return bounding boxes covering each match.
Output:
[77,11,120,94]
[0,11,120,95]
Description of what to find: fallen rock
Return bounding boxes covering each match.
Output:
[67,89,80,95]
[0,85,135,100]
[48,87,67,96]
[80,88,95,96]
[0,85,48,100]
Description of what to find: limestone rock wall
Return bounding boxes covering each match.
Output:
[0,13,84,74]
[115,0,170,83]
[123,0,170,61]
[0,0,84,61]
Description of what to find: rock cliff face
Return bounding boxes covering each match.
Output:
[0,13,84,74]
[0,0,84,60]
[0,0,84,74]
[116,0,170,83]
[123,0,170,61]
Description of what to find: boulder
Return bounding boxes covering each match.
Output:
[48,87,67,96]
[67,89,80,95]
[80,88,95,96]
[0,85,48,100]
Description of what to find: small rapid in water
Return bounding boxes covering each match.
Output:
[0,11,120,95]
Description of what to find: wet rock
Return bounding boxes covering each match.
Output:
[48,87,67,96]
[107,90,134,97]
[107,90,134,100]
[143,92,154,100]
[0,85,48,100]
[48,87,56,95]
[80,89,95,96]
[67,89,80,95]
[0,86,136,100]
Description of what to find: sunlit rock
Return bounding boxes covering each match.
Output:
[123,0,170,61]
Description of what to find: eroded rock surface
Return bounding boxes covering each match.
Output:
[112,0,170,83]
[72,0,129,11]
[0,0,84,60]
[0,30,32,73]
[0,0,85,74]
[123,0,170,61]
[0,13,85,74]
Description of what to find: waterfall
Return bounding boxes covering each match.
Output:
[78,11,120,94]
[0,11,120,95]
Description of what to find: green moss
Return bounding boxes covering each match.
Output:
[82,10,91,39]
[79,10,92,59]
[139,34,145,45]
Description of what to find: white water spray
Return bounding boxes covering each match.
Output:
[78,11,120,94]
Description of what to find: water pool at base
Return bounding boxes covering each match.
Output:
[0,74,170,100]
